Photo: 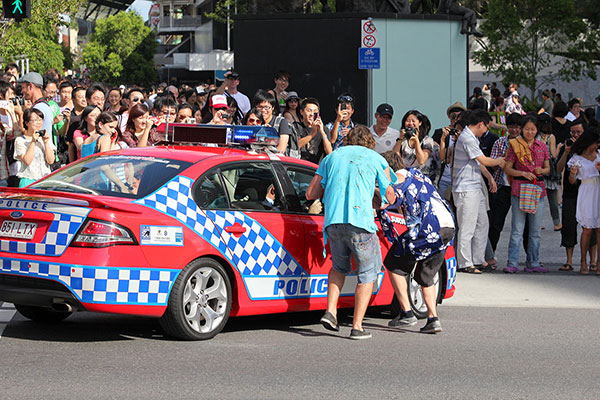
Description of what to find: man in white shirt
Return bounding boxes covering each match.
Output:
[370,103,400,153]
[220,70,251,118]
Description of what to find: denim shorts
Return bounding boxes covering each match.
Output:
[326,223,381,284]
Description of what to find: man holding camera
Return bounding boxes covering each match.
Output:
[326,95,355,151]
[291,98,332,164]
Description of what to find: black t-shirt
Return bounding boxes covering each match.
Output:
[479,131,499,157]
[65,110,84,143]
[557,147,579,199]
[552,118,571,145]
[292,121,331,164]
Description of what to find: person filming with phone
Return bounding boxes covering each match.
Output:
[13,108,55,187]
[291,97,332,164]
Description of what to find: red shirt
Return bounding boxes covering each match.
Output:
[506,139,550,198]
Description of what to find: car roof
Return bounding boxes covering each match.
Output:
[95,145,318,168]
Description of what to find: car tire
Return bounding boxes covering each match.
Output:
[160,258,232,340]
[390,268,445,319]
[14,304,72,322]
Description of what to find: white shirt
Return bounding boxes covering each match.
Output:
[370,125,400,154]
[228,91,251,115]
[14,135,55,180]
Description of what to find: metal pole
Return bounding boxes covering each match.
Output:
[227,2,231,52]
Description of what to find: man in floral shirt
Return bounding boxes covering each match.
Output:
[379,152,455,334]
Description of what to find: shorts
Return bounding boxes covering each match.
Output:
[384,227,455,287]
[326,224,381,284]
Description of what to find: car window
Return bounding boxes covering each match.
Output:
[194,172,228,209]
[285,166,323,215]
[218,163,283,211]
[30,155,191,199]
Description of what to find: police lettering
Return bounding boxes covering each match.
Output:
[273,277,328,296]
[0,199,48,211]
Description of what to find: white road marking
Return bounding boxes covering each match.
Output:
[0,302,17,339]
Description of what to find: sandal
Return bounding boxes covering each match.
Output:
[558,264,573,271]
[478,264,496,272]
[458,266,482,274]
[580,265,589,275]
[590,265,598,272]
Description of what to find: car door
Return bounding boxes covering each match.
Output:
[195,162,307,302]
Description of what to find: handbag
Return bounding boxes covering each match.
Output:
[544,155,561,182]
[519,181,542,214]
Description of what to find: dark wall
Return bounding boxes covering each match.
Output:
[233,15,368,125]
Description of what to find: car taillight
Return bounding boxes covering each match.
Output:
[71,219,136,247]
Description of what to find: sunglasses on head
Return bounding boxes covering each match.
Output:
[337,95,353,103]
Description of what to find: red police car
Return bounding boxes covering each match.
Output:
[0,127,455,340]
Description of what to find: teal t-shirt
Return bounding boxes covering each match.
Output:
[316,145,396,246]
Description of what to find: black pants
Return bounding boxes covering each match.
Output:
[488,185,511,252]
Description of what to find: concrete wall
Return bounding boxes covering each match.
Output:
[371,18,467,131]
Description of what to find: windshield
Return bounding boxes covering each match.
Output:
[30,155,192,199]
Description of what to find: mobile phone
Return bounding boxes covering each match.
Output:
[313,112,319,120]
[340,103,347,111]
[0,100,10,109]
[188,117,196,124]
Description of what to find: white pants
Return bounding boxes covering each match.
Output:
[453,190,488,268]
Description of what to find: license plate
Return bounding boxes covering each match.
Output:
[0,220,37,240]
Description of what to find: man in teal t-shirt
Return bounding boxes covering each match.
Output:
[306,125,396,340]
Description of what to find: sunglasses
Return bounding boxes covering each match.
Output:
[337,95,353,103]
[131,97,142,102]
[247,118,261,124]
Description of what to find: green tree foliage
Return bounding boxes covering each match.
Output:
[82,11,157,86]
[473,0,599,98]
[0,0,83,73]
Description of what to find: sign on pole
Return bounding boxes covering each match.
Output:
[359,48,381,70]
[360,20,380,69]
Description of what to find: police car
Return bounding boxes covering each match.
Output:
[0,124,456,340]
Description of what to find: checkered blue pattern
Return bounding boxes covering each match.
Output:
[0,257,179,305]
[0,207,89,257]
[446,256,456,289]
[136,176,305,277]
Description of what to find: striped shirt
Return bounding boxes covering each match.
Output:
[490,135,510,187]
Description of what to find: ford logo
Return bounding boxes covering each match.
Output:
[10,211,23,219]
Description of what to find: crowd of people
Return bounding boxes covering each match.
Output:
[0,64,599,338]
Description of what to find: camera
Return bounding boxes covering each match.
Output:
[221,113,231,120]
[340,103,347,111]
[566,138,574,147]
[36,129,46,137]
[404,127,416,138]
[11,96,25,106]
[449,128,459,136]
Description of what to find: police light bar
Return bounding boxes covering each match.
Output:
[231,125,279,146]
[155,123,279,147]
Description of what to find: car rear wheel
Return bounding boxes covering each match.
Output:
[390,269,444,319]
[14,304,72,322]
[160,258,232,340]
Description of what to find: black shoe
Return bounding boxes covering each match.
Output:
[320,311,339,332]
[349,328,372,340]
[420,317,442,334]
[388,312,417,327]
[470,29,484,38]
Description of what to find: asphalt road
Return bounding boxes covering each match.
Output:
[1,204,599,399]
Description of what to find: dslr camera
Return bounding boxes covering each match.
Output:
[404,127,417,139]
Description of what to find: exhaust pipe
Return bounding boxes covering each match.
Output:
[51,302,73,312]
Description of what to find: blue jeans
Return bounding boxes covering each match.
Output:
[507,195,545,268]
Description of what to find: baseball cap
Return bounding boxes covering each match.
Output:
[210,94,228,109]
[596,93,600,101]
[376,103,393,117]
[17,72,43,86]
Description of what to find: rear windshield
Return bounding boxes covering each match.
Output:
[30,155,192,199]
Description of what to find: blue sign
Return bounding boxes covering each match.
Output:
[358,47,380,70]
